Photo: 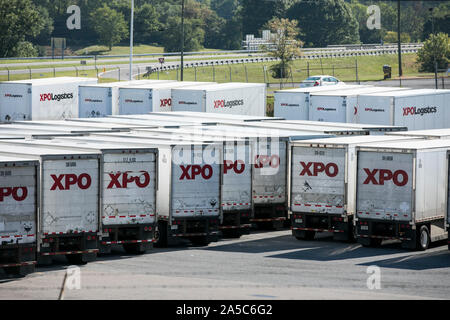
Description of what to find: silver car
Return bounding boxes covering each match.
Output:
[300,75,344,88]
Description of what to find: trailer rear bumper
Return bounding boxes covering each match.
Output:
[220,210,252,230]
[99,224,155,253]
[291,212,353,240]
[356,219,415,247]
[0,244,37,275]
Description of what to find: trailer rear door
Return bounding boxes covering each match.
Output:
[291,146,345,214]
[356,151,413,221]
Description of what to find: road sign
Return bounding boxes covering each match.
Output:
[159,58,165,64]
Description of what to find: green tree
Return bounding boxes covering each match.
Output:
[417,32,449,72]
[287,0,359,47]
[161,16,204,52]
[90,4,128,50]
[135,3,161,44]
[263,18,302,78]
[0,0,45,57]
[383,31,411,44]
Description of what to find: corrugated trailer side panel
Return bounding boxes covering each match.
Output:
[356,95,393,125]
[252,138,287,204]
[356,151,414,222]
[172,89,205,112]
[291,146,346,214]
[394,92,450,130]
[42,158,99,234]
[274,91,308,120]
[0,83,32,121]
[79,86,115,118]
[118,87,152,115]
[0,163,37,244]
[414,149,448,222]
[102,152,157,226]
[205,85,266,116]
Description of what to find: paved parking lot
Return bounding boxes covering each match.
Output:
[1,230,449,300]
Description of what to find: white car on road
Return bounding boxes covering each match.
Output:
[300,75,344,87]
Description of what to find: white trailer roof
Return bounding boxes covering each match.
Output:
[13,120,155,130]
[309,86,409,97]
[357,138,450,151]
[267,120,407,131]
[290,135,422,146]
[3,138,158,153]
[359,88,450,97]
[274,84,370,93]
[0,124,124,134]
[122,81,215,89]
[78,80,174,88]
[67,117,195,128]
[387,128,450,137]
[1,77,97,85]
[0,154,39,164]
[0,141,101,157]
[151,111,283,121]
[171,82,265,92]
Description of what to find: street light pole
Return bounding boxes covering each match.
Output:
[397,0,403,85]
[180,0,185,81]
[129,0,134,81]
[430,8,438,89]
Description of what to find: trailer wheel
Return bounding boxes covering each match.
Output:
[190,236,210,246]
[66,254,88,265]
[416,225,430,251]
[123,243,149,254]
[346,224,357,243]
[222,229,241,238]
[154,221,168,248]
[294,230,315,240]
[362,238,382,247]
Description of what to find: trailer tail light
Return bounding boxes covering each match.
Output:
[144,226,152,231]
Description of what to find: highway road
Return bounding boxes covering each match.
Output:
[1,229,448,300]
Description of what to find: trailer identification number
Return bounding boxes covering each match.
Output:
[382,156,393,161]
[66,162,77,167]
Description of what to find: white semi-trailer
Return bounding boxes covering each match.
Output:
[171,82,266,116]
[0,77,98,121]
[355,139,450,250]
[0,155,39,276]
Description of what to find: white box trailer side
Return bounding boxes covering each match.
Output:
[0,77,98,121]
[7,138,159,254]
[357,89,450,130]
[172,83,266,116]
[289,136,423,241]
[273,85,367,120]
[0,155,39,275]
[89,128,253,236]
[0,142,100,264]
[309,87,409,123]
[51,134,222,246]
[355,139,450,250]
[78,80,177,118]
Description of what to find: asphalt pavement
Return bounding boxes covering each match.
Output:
[1,230,449,300]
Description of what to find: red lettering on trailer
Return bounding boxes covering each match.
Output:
[300,162,338,177]
[160,99,172,107]
[0,187,28,202]
[254,155,280,169]
[224,160,245,174]
[179,165,213,180]
[214,100,225,108]
[363,168,408,187]
[107,171,151,189]
[50,174,92,190]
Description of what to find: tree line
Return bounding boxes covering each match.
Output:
[0,0,448,58]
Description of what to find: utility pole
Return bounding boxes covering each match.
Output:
[129,0,134,81]
[430,8,438,89]
[397,0,402,85]
[180,0,185,81]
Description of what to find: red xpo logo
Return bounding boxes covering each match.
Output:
[254,155,280,169]
[50,174,92,190]
[224,160,245,174]
[300,162,338,177]
[180,165,213,180]
[107,171,150,189]
[214,100,225,108]
[160,99,172,107]
[402,106,437,116]
[0,187,28,202]
[363,168,408,186]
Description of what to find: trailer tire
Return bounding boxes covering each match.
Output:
[416,225,430,251]
[154,221,168,248]
[190,236,210,246]
[293,230,315,240]
[361,238,382,247]
[222,229,241,238]
[66,254,88,265]
[123,243,150,254]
